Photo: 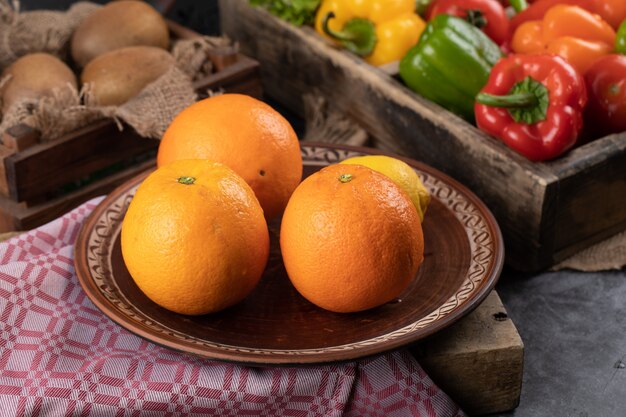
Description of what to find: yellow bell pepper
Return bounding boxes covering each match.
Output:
[314,0,426,66]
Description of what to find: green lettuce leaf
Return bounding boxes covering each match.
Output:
[249,0,321,26]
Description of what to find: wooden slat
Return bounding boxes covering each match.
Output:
[4,120,158,204]
[549,134,626,260]
[2,124,41,151]
[0,159,156,233]
[0,145,16,196]
[207,48,240,72]
[413,291,524,416]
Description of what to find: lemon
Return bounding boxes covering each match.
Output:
[340,155,431,221]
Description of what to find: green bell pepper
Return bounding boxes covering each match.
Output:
[399,14,502,120]
[617,19,626,54]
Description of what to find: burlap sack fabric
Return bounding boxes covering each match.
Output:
[551,231,626,272]
[0,1,98,69]
[0,0,227,141]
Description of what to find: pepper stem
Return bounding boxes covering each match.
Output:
[465,9,487,29]
[508,0,528,13]
[322,12,377,57]
[476,76,549,124]
[475,92,538,108]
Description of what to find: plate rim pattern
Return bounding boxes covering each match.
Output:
[76,143,504,364]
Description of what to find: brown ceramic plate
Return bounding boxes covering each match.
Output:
[75,143,504,366]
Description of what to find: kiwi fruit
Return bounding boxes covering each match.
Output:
[81,45,175,106]
[1,53,78,113]
[71,0,170,68]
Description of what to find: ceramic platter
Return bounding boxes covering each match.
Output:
[75,143,504,366]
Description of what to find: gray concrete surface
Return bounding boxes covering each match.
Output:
[493,267,626,417]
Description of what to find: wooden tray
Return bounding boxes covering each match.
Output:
[0,19,261,232]
[220,0,626,272]
[414,290,523,415]
[74,143,504,366]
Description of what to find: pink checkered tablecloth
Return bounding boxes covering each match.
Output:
[0,198,466,417]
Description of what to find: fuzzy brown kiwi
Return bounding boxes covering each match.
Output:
[71,0,170,68]
[80,45,175,106]
[1,53,77,113]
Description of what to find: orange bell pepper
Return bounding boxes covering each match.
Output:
[511,5,616,74]
[510,0,626,32]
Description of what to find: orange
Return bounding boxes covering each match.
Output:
[280,164,424,313]
[120,159,270,315]
[340,155,431,222]
[157,94,303,220]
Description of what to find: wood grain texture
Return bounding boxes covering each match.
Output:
[413,291,523,416]
[4,120,159,204]
[220,0,626,271]
[0,145,16,196]
[548,134,626,261]
[2,124,41,151]
[0,159,155,233]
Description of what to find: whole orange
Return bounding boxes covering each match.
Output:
[157,94,303,220]
[121,159,270,315]
[280,164,424,313]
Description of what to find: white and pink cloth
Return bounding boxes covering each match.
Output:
[0,198,465,417]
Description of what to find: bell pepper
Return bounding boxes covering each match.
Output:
[426,0,510,46]
[510,0,626,31]
[584,54,626,136]
[314,0,426,66]
[511,5,616,74]
[617,19,626,54]
[475,54,588,162]
[399,14,502,120]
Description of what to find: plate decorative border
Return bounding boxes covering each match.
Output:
[77,143,504,364]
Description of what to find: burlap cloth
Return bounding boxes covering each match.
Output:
[550,231,626,272]
[0,0,227,141]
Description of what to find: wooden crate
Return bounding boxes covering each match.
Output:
[413,291,523,416]
[0,19,262,232]
[220,0,626,272]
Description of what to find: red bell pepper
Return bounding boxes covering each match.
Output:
[510,0,626,32]
[427,0,510,45]
[584,54,626,137]
[475,54,587,161]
